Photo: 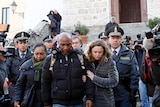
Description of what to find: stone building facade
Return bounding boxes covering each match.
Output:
[0,0,160,40]
[60,0,160,41]
[62,0,110,28]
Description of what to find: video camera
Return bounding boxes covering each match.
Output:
[144,23,160,85]
[133,34,143,50]
[0,47,15,57]
[123,36,131,46]
[145,23,160,60]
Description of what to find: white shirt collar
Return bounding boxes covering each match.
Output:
[111,46,121,55]
[19,51,27,57]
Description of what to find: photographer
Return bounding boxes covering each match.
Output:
[0,44,10,107]
[134,34,143,45]
[123,36,134,49]
[143,24,160,107]
[134,42,154,107]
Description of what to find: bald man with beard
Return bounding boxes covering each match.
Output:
[42,32,95,107]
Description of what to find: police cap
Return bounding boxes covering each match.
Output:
[15,32,30,42]
[43,35,53,42]
[106,26,124,37]
[100,32,109,39]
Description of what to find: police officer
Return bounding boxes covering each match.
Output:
[99,32,109,45]
[107,26,139,107]
[6,32,33,106]
[43,35,54,55]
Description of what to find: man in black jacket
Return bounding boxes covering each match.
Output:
[0,45,8,91]
[105,16,119,33]
[0,45,10,107]
[42,32,94,107]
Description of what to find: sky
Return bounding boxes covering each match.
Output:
[24,0,63,30]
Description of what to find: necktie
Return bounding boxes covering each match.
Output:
[21,54,25,59]
[113,50,117,59]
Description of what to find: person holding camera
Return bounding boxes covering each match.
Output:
[47,10,57,36]
[107,26,139,107]
[0,45,7,90]
[134,42,153,107]
[0,44,11,107]
[143,30,160,107]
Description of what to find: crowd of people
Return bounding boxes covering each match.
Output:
[0,14,158,107]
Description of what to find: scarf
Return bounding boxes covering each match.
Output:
[32,57,46,81]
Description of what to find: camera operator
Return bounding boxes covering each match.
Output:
[133,41,155,107]
[123,36,134,49]
[143,24,160,107]
[0,44,10,107]
[134,34,143,45]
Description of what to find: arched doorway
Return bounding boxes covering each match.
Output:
[111,0,147,23]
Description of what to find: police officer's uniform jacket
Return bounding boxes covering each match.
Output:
[6,48,33,84]
[111,44,139,101]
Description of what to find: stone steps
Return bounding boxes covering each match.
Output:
[86,22,151,43]
[119,22,151,40]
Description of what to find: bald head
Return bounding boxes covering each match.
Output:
[58,32,72,54]
[58,32,71,42]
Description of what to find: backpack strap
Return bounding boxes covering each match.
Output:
[49,50,57,72]
[77,53,86,75]
[49,49,86,73]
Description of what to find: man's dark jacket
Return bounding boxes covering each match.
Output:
[0,60,7,91]
[42,49,94,105]
[105,22,119,32]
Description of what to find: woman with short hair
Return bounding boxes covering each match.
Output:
[85,40,119,107]
[14,43,47,107]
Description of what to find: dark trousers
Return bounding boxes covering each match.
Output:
[115,99,132,107]
[152,85,160,107]
[56,22,61,34]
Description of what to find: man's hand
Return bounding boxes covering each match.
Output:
[3,78,9,87]
[86,100,93,107]
[14,101,20,107]
[44,106,51,107]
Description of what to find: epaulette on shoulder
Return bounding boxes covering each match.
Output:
[125,46,129,50]
[49,49,58,72]
[125,47,134,52]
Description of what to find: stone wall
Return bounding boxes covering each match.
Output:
[147,0,160,19]
[62,0,111,29]
[61,0,160,43]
